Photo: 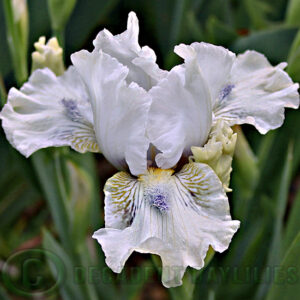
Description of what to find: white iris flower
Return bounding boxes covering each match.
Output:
[147,42,300,170]
[1,12,299,288]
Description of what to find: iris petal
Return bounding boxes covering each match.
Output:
[0,67,99,156]
[71,50,151,176]
[215,51,300,134]
[147,59,212,169]
[93,162,239,288]
[175,42,235,107]
[93,12,167,90]
[175,43,299,134]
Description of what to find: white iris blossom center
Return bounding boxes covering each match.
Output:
[0,12,299,288]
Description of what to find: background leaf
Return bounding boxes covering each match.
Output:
[0,1,299,299]
[266,232,300,300]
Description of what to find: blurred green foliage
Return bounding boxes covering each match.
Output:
[0,0,299,299]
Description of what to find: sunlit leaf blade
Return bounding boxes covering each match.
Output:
[287,29,300,82]
[2,0,28,85]
[285,0,300,26]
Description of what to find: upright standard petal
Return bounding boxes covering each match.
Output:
[0,67,99,157]
[175,43,299,134]
[147,59,212,169]
[214,51,299,133]
[71,50,151,176]
[93,163,240,288]
[93,12,167,90]
[175,42,235,107]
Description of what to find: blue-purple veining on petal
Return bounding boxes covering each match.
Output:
[61,99,82,122]
[146,187,169,213]
[219,84,235,101]
[149,193,168,212]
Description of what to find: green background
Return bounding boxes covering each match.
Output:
[0,0,300,299]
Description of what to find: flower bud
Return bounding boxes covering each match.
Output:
[191,120,237,191]
[32,37,65,76]
[12,0,28,32]
[3,0,29,84]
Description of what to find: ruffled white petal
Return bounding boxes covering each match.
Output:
[0,67,99,156]
[175,43,299,134]
[175,42,235,107]
[93,163,240,288]
[93,12,166,90]
[147,59,212,169]
[103,171,139,230]
[71,49,151,176]
[214,51,299,133]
